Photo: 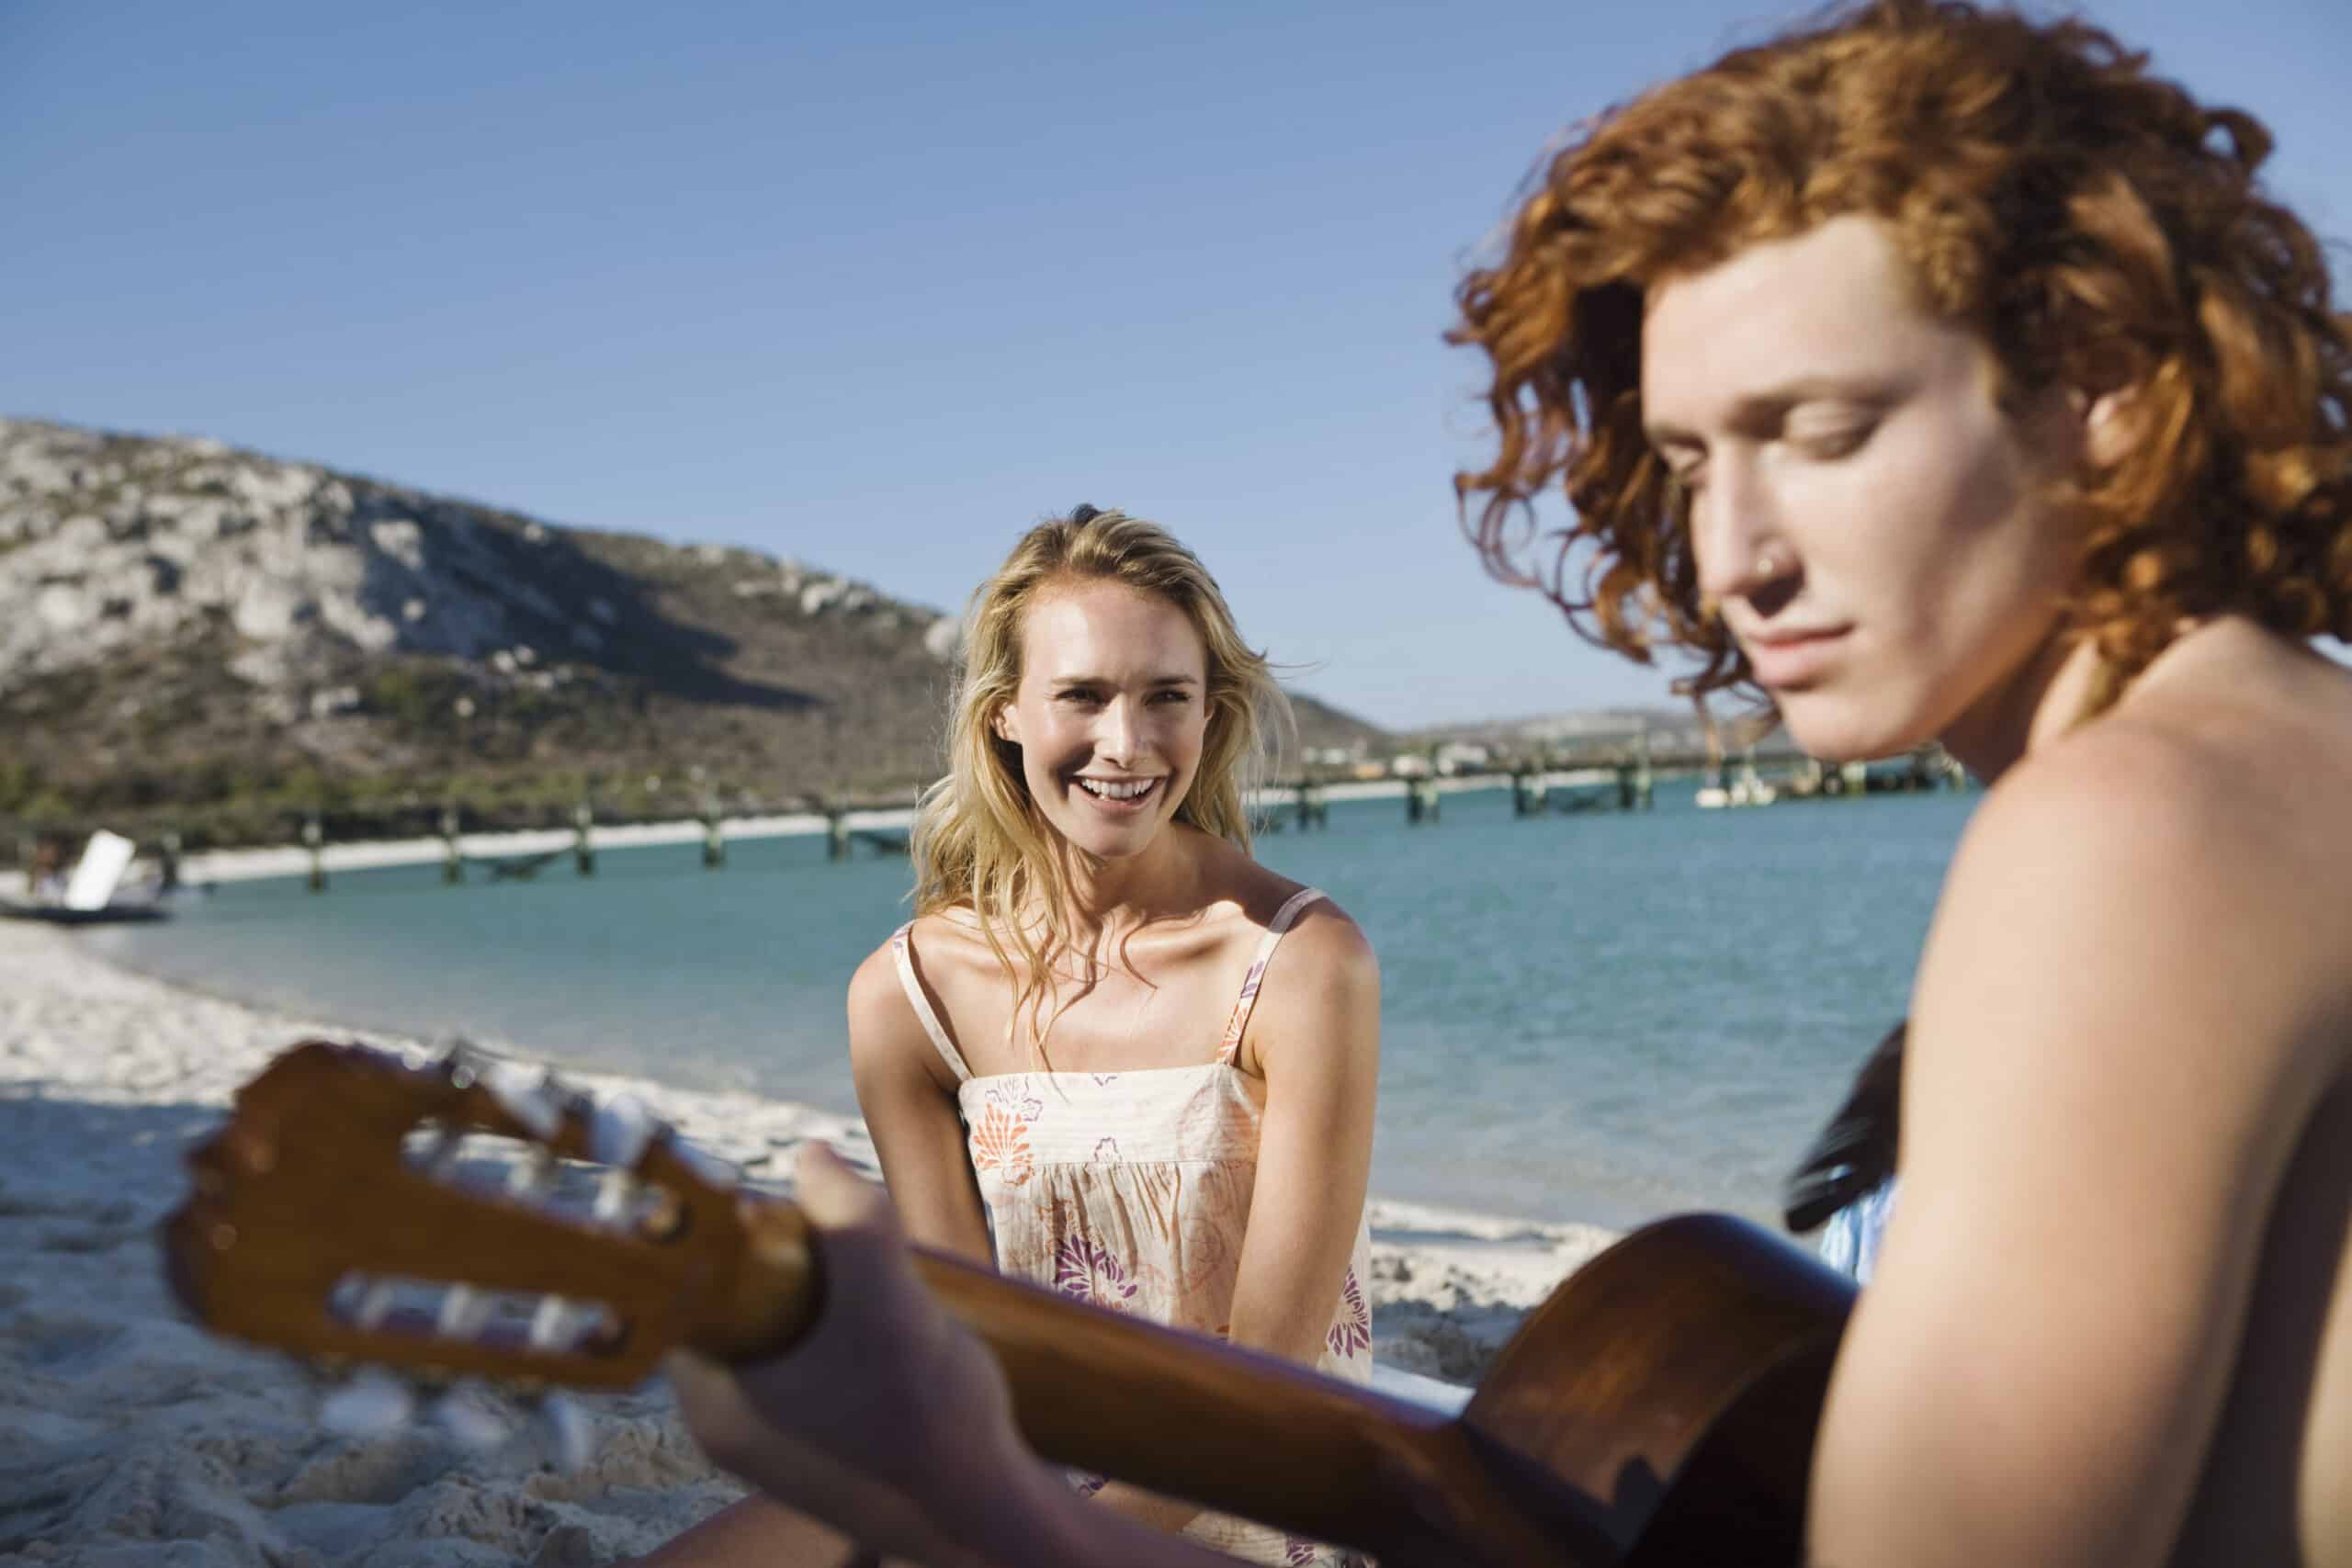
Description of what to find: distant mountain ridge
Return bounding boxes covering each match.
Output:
[0,417,1387,836]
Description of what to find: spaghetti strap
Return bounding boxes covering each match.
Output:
[1215,887,1326,1066]
[889,923,973,1082]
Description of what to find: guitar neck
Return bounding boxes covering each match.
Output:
[894,1248,1611,1568]
[164,1039,1637,1567]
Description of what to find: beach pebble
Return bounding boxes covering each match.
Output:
[433,1385,512,1452]
[319,1369,416,1438]
[540,1393,595,1472]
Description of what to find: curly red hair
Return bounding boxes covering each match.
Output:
[1452,0,2352,710]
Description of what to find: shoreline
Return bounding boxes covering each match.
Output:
[0,920,1616,1564]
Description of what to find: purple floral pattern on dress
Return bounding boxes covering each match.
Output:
[1053,1235,1139,1308]
[1324,1266,1371,1359]
[985,1084,1043,1122]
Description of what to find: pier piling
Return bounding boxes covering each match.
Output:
[700,797,726,870]
[572,799,596,876]
[1295,780,1328,830]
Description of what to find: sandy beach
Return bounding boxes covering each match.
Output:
[0,919,1616,1565]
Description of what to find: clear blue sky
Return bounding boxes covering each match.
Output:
[5,0,2345,728]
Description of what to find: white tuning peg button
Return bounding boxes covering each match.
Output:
[436,1284,493,1339]
[589,1095,655,1169]
[530,1292,584,1350]
[482,1062,563,1141]
[320,1369,416,1439]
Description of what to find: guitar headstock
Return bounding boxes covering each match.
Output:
[163,1040,822,1391]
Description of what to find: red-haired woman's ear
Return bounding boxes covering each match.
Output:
[993,705,1020,744]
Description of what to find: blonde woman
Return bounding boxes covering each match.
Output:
[646,505,1379,1568]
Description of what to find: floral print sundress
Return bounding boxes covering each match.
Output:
[890,887,1374,1568]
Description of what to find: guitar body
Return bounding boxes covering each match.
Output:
[164,1041,1858,1568]
[1461,1213,1853,1565]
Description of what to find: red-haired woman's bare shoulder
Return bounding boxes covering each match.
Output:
[1918,681,2346,1127]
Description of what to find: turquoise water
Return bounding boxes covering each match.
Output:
[89,782,1976,1228]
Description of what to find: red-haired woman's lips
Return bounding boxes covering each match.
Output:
[1744,626,1851,688]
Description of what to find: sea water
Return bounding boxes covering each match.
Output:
[92,781,1974,1229]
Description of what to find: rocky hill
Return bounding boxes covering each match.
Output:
[0,418,1387,841]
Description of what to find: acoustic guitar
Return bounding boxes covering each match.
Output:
[161,1040,1855,1567]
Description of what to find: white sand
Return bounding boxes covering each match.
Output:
[0,921,1617,1564]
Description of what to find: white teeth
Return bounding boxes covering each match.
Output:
[1077,778,1154,801]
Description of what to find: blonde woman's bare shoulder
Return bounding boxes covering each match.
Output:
[845,913,983,1089]
[1255,889,1379,990]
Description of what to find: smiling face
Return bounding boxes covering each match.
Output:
[994,579,1211,861]
[1641,215,2088,762]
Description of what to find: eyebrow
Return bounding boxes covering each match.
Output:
[1050,673,1203,688]
[1645,375,1896,446]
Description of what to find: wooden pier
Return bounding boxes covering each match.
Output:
[4,732,1969,895]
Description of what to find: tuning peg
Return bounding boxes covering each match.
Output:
[589,1094,655,1169]
[414,1122,465,1178]
[505,1146,558,1201]
[432,1384,512,1453]
[529,1292,590,1352]
[319,1368,417,1439]
[432,1034,485,1089]
[668,1134,739,1192]
[590,1167,635,1227]
[481,1062,565,1141]
[349,1276,397,1329]
[436,1284,493,1339]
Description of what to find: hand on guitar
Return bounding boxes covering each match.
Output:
[662,1144,1031,1567]
[662,1145,1254,1568]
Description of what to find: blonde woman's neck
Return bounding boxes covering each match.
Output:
[1035,823,1215,951]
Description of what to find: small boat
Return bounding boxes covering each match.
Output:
[6,828,173,924]
[0,898,170,926]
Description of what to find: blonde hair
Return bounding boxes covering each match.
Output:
[910,506,1289,1049]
